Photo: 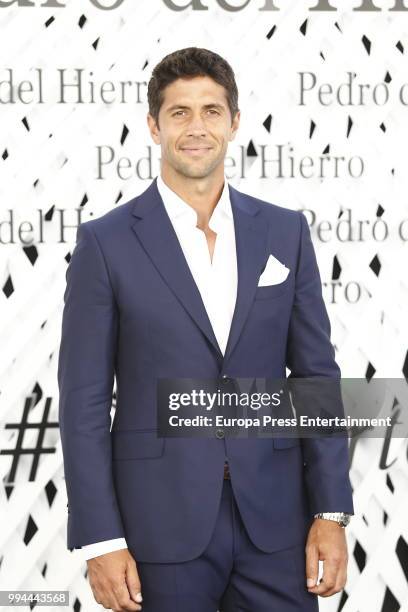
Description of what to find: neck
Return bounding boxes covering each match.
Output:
[160,165,225,227]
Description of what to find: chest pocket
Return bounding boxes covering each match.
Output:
[254,282,290,300]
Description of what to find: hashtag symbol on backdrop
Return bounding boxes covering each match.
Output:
[1,396,59,483]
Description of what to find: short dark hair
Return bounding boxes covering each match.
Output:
[147,47,239,128]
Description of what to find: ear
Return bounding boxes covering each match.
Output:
[229,110,240,141]
[147,113,161,145]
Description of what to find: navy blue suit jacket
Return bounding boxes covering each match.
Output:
[57,177,354,563]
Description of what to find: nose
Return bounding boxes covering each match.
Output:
[185,112,208,137]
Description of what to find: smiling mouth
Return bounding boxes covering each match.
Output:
[180,147,213,155]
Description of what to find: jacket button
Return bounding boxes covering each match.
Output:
[215,429,225,439]
[221,375,230,384]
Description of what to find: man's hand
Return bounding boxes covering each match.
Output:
[305,518,348,597]
[87,548,143,611]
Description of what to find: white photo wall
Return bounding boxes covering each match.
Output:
[0,1,407,611]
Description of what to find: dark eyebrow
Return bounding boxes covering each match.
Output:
[166,103,226,114]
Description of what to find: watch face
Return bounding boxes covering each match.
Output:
[341,515,351,527]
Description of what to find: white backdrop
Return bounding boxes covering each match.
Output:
[1,1,407,610]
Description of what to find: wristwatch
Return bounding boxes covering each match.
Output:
[314,512,351,528]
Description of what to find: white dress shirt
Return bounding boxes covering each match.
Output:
[82,172,238,560]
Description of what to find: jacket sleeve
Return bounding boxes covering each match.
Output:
[286,211,354,516]
[57,221,126,549]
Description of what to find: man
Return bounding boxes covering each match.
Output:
[58,47,354,612]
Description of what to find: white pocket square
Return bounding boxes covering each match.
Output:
[258,254,290,286]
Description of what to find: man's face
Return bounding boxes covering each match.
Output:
[147,75,240,179]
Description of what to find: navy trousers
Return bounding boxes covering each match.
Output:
[135,478,319,611]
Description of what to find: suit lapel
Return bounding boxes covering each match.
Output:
[131,178,224,359]
[222,184,269,364]
[130,178,269,366]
